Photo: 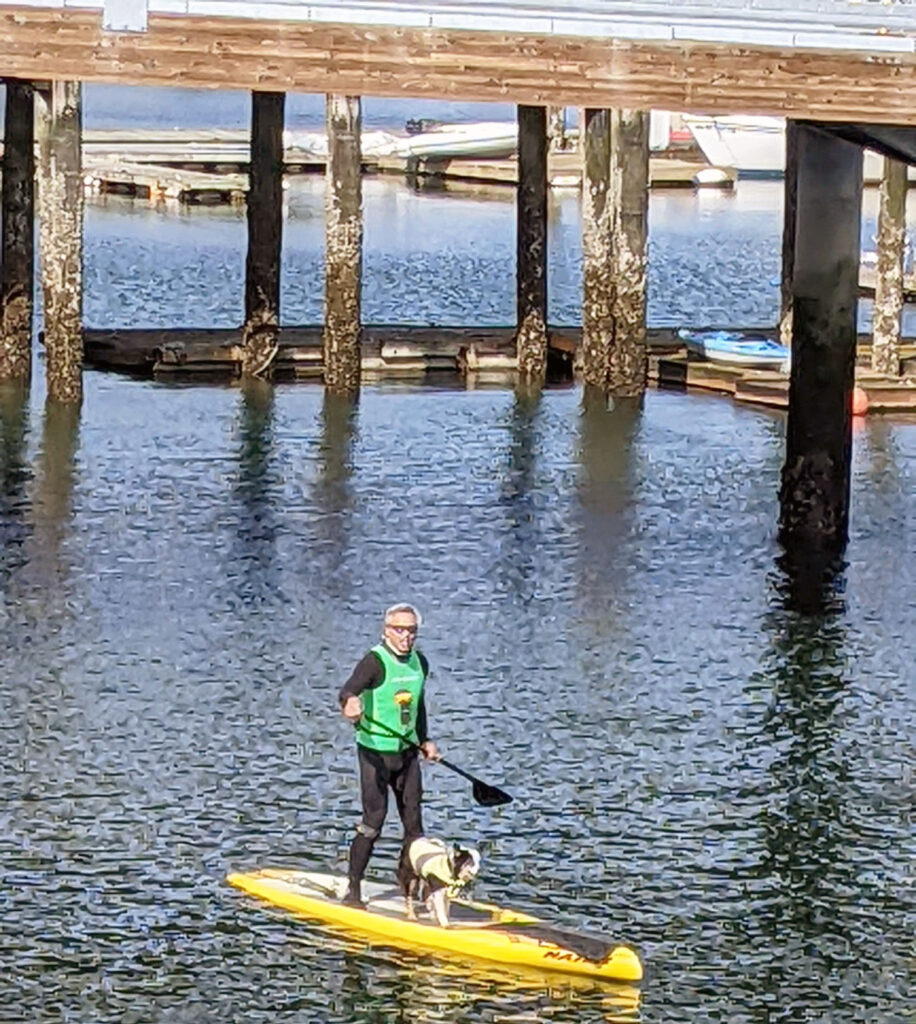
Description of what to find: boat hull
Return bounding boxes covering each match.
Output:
[679,329,789,369]
[227,868,643,983]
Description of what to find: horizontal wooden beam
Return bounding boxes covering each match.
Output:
[1,8,916,124]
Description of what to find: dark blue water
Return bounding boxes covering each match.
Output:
[1,87,913,1024]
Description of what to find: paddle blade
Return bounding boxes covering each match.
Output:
[471,778,513,807]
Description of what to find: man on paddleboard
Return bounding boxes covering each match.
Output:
[339,602,439,907]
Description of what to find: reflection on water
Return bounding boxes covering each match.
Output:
[230,378,280,608]
[494,389,543,610]
[0,384,32,590]
[730,595,914,1019]
[0,377,911,1022]
[10,399,81,617]
[312,391,358,606]
[289,928,641,1024]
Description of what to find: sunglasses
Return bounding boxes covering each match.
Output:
[387,624,418,636]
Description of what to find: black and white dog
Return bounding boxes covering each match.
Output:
[397,836,481,927]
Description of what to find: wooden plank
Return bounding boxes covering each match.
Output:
[2,11,916,123]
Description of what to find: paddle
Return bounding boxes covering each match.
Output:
[357,713,512,807]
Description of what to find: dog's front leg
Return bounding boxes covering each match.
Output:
[428,888,450,928]
[405,891,417,921]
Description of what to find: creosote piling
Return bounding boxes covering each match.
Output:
[0,80,35,384]
[323,94,363,396]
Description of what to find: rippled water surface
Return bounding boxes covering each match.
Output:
[2,145,914,1022]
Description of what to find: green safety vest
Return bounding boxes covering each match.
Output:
[356,643,425,753]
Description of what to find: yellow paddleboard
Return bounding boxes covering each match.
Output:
[227,868,643,983]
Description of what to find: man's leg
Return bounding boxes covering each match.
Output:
[393,749,424,843]
[345,747,388,905]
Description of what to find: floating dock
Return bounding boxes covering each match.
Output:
[653,349,916,413]
[79,325,916,411]
[1,128,731,204]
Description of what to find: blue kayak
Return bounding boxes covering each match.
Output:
[677,329,790,369]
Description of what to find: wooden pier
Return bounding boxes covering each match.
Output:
[3,0,916,559]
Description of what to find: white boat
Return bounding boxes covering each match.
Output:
[682,114,906,183]
[387,122,518,160]
[682,115,785,178]
[392,111,674,159]
[287,113,681,164]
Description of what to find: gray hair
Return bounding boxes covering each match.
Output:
[384,602,423,627]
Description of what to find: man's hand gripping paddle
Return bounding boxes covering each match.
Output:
[358,713,512,807]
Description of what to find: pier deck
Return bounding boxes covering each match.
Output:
[3,2,916,125]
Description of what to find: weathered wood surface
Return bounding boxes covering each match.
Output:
[780,126,863,553]
[656,353,916,411]
[84,160,248,202]
[871,157,907,376]
[242,90,284,377]
[580,108,613,389]
[0,81,35,383]
[778,119,798,349]
[3,9,916,123]
[79,324,916,408]
[37,82,84,404]
[323,95,363,394]
[515,104,548,382]
[607,109,650,396]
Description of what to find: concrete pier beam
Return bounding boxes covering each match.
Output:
[779,124,863,555]
[580,108,614,389]
[779,119,800,348]
[36,82,84,404]
[580,109,649,395]
[871,156,907,377]
[608,109,649,396]
[323,94,362,396]
[243,90,285,378]
[0,80,36,384]
[515,104,548,384]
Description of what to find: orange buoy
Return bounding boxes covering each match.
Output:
[852,386,869,417]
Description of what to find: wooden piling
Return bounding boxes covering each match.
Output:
[580,109,649,394]
[779,119,799,349]
[36,82,84,404]
[871,156,907,377]
[580,108,614,389]
[243,90,285,378]
[323,94,362,395]
[608,110,649,396]
[515,104,548,384]
[0,80,36,384]
[547,106,566,152]
[780,125,863,555]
